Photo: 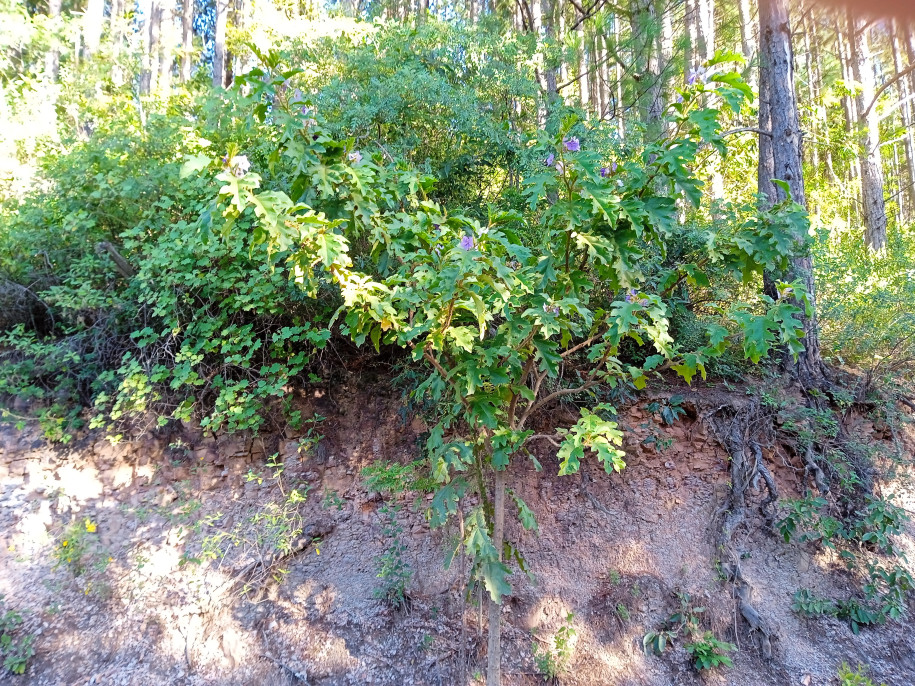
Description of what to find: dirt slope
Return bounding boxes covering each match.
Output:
[1,377,914,686]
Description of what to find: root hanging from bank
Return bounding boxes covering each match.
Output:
[707,400,778,660]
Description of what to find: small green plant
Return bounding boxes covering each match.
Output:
[852,495,908,554]
[322,489,344,510]
[837,662,885,686]
[52,518,98,576]
[791,589,884,634]
[615,602,630,621]
[607,568,621,586]
[833,599,884,635]
[646,395,687,425]
[0,596,35,675]
[373,504,412,610]
[791,589,836,616]
[644,591,732,669]
[532,613,576,680]
[685,631,736,670]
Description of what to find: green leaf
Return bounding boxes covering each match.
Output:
[179,153,211,178]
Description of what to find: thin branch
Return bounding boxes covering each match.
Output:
[721,127,773,138]
[527,433,561,447]
[863,62,915,119]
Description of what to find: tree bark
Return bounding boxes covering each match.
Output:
[213,0,230,88]
[892,21,915,223]
[849,11,887,251]
[83,0,105,57]
[738,0,756,76]
[759,0,823,384]
[577,9,589,110]
[181,0,194,82]
[157,0,178,95]
[45,0,62,81]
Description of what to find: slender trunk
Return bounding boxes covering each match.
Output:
[893,21,915,223]
[849,11,888,251]
[588,31,603,113]
[760,0,823,383]
[158,0,177,95]
[598,32,609,119]
[836,20,861,190]
[485,469,507,686]
[181,0,194,82]
[148,0,163,93]
[83,0,105,57]
[213,0,229,88]
[738,0,755,67]
[800,3,819,176]
[614,14,624,139]
[46,0,62,81]
[577,10,589,110]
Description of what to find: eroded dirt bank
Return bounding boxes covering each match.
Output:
[1,378,914,686]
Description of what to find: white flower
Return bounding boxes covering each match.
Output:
[230,155,250,177]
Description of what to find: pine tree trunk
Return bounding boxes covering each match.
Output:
[738,0,755,67]
[181,0,194,82]
[158,0,177,95]
[892,21,915,223]
[800,2,819,177]
[849,12,888,251]
[45,0,62,81]
[83,0,105,57]
[577,10,589,110]
[613,13,624,139]
[148,0,163,93]
[759,0,823,384]
[213,0,229,88]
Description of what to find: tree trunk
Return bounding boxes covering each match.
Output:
[577,10,589,110]
[45,0,62,81]
[181,0,194,82]
[148,0,163,93]
[158,0,177,95]
[83,0,105,57]
[738,0,756,73]
[849,12,887,251]
[485,469,507,686]
[213,0,230,88]
[613,13,624,139]
[800,2,819,177]
[759,0,823,384]
[892,21,915,223]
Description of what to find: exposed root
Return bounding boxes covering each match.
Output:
[802,444,829,495]
[750,440,779,528]
[708,401,777,660]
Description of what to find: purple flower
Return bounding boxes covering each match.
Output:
[544,153,555,167]
[433,243,443,257]
[687,66,708,86]
[348,151,362,164]
[600,167,609,178]
[555,161,564,173]
[611,162,617,172]
[624,288,637,303]
[564,137,580,152]
[458,235,475,251]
